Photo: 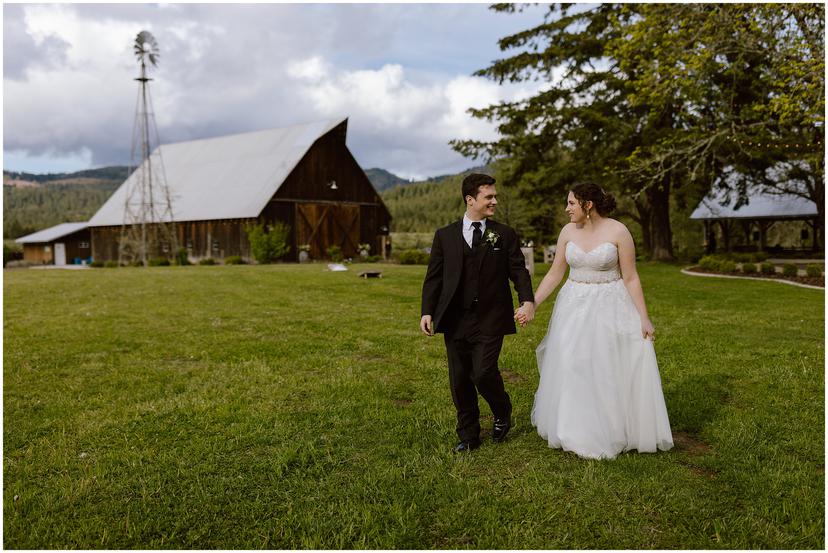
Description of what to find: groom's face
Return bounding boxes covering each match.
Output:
[467,185,498,219]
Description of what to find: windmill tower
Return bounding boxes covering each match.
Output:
[119,30,177,266]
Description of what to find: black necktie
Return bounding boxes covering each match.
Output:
[471,222,482,249]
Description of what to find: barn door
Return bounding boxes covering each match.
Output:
[54,243,66,266]
[295,203,360,259]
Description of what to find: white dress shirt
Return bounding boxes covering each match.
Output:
[462,214,487,248]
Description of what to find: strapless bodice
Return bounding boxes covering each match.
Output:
[565,241,621,283]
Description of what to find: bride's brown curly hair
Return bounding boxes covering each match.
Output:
[571,182,617,217]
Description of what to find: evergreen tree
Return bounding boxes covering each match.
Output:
[452,4,824,259]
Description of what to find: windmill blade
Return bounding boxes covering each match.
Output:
[134,30,160,67]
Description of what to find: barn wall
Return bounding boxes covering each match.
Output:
[91,227,120,262]
[21,229,92,265]
[177,218,257,260]
[91,219,258,263]
[62,230,92,262]
[266,123,392,259]
[23,244,52,264]
[274,124,389,208]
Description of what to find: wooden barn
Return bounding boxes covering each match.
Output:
[87,117,391,262]
[15,222,92,265]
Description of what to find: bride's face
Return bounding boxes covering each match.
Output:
[565,192,585,223]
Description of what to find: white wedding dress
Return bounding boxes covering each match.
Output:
[531,241,674,459]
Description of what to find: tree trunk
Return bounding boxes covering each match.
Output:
[646,182,674,261]
[634,197,652,255]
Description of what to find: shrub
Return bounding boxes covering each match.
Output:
[782,263,798,277]
[364,255,381,263]
[399,249,430,265]
[3,243,23,266]
[741,263,757,274]
[4,260,32,269]
[698,255,721,271]
[760,262,776,275]
[225,256,246,265]
[148,257,170,267]
[198,258,216,266]
[89,260,105,268]
[732,253,752,263]
[326,245,344,262]
[245,222,291,264]
[719,260,737,273]
[175,248,190,266]
[805,265,823,278]
[104,261,119,268]
[752,252,769,262]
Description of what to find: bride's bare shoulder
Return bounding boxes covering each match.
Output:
[604,219,633,246]
[605,218,631,234]
[558,223,576,240]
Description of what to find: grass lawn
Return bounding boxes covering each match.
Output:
[3,262,824,549]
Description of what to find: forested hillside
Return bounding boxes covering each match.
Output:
[3,166,128,238]
[381,175,465,232]
[380,167,532,236]
[4,181,120,239]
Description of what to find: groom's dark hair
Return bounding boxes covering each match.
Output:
[462,173,496,203]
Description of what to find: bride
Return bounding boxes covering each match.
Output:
[517,182,673,460]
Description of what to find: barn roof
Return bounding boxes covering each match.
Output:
[15,222,89,244]
[690,187,818,220]
[88,117,348,227]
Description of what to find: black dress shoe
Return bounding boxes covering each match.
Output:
[453,440,481,453]
[492,416,512,443]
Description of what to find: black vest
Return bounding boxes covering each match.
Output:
[461,240,482,309]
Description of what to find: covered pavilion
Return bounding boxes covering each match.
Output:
[690,187,820,253]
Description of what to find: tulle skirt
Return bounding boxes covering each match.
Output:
[531,278,674,460]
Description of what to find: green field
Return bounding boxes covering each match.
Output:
[3,263,824,548]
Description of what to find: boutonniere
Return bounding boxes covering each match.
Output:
[484,229,500,246]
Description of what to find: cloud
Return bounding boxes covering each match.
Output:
[280,58,544,178]
[3,3,550,178]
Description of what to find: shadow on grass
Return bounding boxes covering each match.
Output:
[666,372,732,437]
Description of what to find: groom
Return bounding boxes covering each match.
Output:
[420,173,535,452]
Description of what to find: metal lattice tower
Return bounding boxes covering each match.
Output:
[119,30,177,266]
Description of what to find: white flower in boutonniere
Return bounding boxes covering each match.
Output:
[484,229,500,247]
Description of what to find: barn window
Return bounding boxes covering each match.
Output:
[186,239,193,251]
[212,240,220,252]
[44,245,51,253]
[79,242,90,249]
[162,242,170,253]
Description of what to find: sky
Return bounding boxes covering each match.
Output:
[3,2,552,180]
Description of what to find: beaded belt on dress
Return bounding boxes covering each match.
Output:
[568,267,622,284]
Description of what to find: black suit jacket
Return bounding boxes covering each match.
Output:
[421,219,534,336]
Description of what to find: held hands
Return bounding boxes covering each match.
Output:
[514,302,535,328]
[420,315,434,337]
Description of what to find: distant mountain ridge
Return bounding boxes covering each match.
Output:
[4,166,130,186]
[6,166,428,192]
[363,168,410,192]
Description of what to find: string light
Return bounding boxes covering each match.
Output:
[726,134,822,151]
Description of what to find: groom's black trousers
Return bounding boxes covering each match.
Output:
[444,311,512,443]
